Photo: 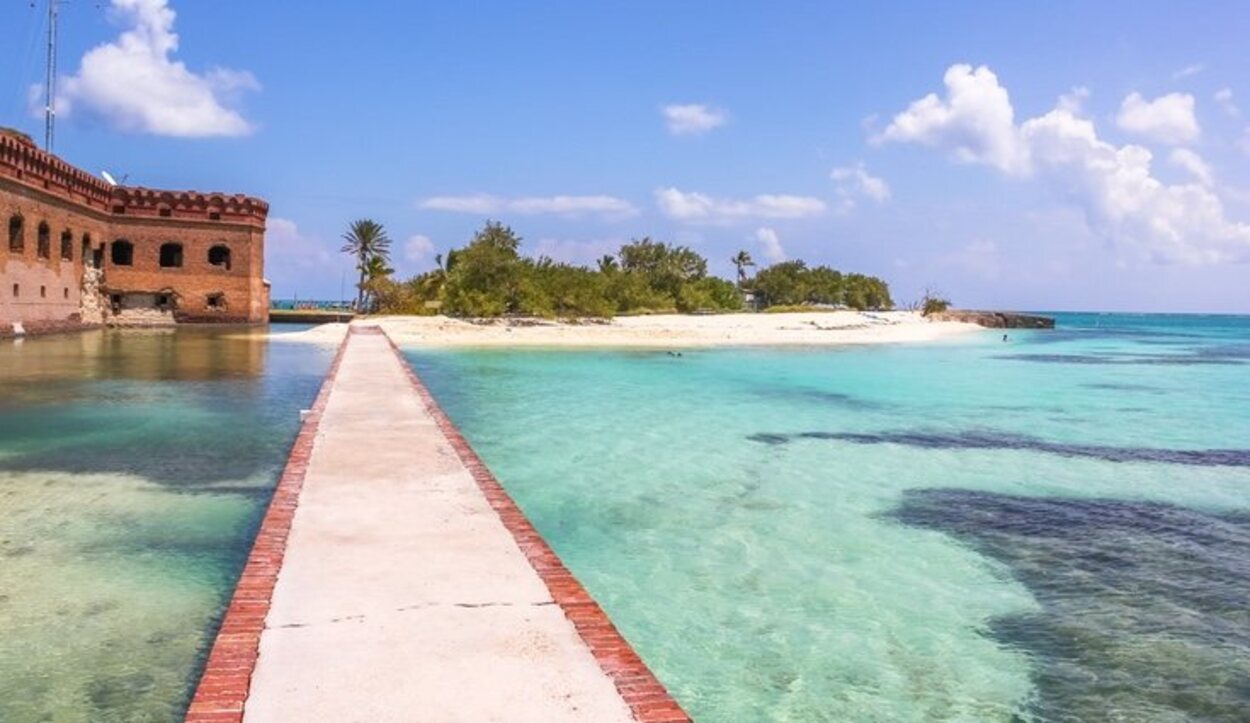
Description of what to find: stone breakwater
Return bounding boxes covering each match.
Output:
[930,310,1055,329]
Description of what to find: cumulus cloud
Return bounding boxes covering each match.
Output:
[754,227,787,263]
[662,104,727,135]
[878,64,1250,264]
[655,188,826,224]
[1115,92,1200,145]
[404,234,435,263]
[52,0,258,137]
[1169,148,1214,187]
[874,64,1029,174]
[831,162,891,213]
[419,194,638,219]
[1214,88,1240,117]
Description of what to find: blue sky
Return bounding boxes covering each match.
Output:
[3,1,1249,311]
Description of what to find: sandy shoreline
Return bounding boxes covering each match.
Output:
[267,311,982,348]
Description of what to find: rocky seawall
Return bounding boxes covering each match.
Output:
[930,310,1055,329]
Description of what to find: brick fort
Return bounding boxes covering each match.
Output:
[1,127,269,337]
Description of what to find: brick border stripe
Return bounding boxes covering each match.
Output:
[381,328,692,723]
[184,330,352,723]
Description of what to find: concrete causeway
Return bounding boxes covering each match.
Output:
[186,327,689,723]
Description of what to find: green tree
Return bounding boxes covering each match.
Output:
[441,221,530,316]
[804,265,844,305]
[605,271,672,313]
[731,250,755,288]
[360,255,395,311]
[752,260,809,307]
[340,219,392,309]
[531,261,614,317]
[618,238,708,299]
[843,273,893,310]
[677,277,744,313]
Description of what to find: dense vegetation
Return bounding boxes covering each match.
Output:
[750,261,893,311]
[358,221,894,318]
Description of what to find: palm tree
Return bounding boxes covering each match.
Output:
[360,255,395,312]
[731,250,755,287]
[341,219,392,309]
[597,254,618,274]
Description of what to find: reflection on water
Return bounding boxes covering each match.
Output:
[0,326,333,721]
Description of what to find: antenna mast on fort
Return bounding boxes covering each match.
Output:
[42,0,61,152]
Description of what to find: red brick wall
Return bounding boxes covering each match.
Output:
[104,218,262,322]
[1,130,269,329]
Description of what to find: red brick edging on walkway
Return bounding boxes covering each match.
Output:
[184,331,351,723]
[381,329,692,723]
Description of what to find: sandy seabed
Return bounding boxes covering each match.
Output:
[267,311,981,349]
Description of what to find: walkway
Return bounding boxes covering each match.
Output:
[186,327,688,722]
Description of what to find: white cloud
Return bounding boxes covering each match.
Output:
[655,188,826,224]
[265,218,339,291]
[874,64,1029,174]
[1214,88,1240,117]
[1115,92,1200,145]
[1057,87,1090,113]
[1172,63,1205,80]
[52,0,258,137]
[1169,148,1214,187]
[662,104,727,135]
[419,194,638,219]
[830,162,891,213]
[404,234,435,263]
[879,64,1250,264]
[754,227,786,263]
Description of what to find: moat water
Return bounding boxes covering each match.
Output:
[404,314,1250,722]
[0,326,333,722]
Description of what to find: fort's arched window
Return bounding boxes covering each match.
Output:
[159,242,184,268]
[60,230,73,261]
[7,215,21,253]
[37,222,51,259]
[208,244,232,270]
[111,240,134,266]
[82,234,93,267]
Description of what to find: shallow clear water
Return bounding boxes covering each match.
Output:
[404,314,1250,722]
[0,327,332,721]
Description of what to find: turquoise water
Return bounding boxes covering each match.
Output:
[0,327,333,721]
[404,314,1250,722]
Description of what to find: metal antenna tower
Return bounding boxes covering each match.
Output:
[41,0,62,151]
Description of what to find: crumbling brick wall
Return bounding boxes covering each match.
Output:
[1,129,269,333]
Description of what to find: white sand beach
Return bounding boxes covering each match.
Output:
[268,312,981,348]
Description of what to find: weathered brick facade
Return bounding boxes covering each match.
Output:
[1,128,269,336]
